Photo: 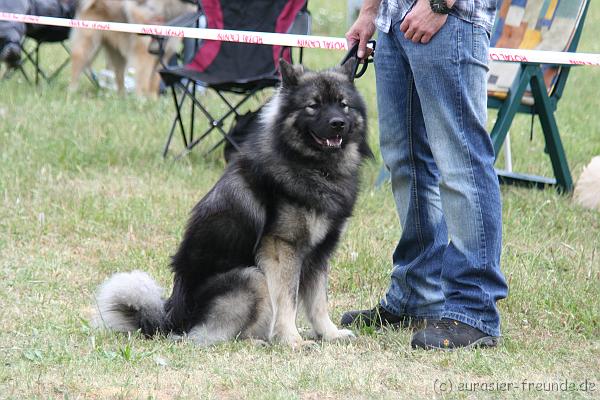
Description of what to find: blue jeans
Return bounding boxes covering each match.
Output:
[375,16,508,337]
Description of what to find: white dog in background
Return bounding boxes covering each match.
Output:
[573,156,600,211]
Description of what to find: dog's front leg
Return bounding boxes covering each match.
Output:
[300,266,355,341]
[258,237,305,347]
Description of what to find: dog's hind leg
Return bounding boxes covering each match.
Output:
[104,46,127,94]
[178,268,272,347]
[300,266,355,342]
[131,37,159,97]
[69,29,101,92]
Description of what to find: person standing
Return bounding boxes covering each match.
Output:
[343,0,508,350]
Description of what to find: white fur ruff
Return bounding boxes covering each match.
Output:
[259,92,281,130]
[92,270,164,332]
[573,156,600,211]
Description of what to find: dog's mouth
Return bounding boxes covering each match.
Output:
[310,131,343,149]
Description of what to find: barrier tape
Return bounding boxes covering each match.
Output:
[1,12,600,67]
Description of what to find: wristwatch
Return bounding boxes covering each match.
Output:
[429,0,452,14]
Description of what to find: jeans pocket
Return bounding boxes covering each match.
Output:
[472,25,490,69]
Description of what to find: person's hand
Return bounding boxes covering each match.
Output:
[345,7,377,59]
[400,0,455,44]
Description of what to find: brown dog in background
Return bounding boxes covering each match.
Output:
[69,0,194,96]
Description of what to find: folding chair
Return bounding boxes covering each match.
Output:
[159,0,310,158]
[488,0,591,192]
[2,0,97,86]
[16,0,73,84]
[19,34,71,84]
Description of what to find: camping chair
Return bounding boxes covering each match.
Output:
[159,0,310,158]
[488,0,591,192]
[21,0,74,84]
[19,29,71,84]
[12,0,98,86]
[17,32,98,86]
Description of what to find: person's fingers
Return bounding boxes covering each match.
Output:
[404,25,416,41]
[345,27,358,44]
[357,33,370,59]
[420,33,432,44]
[345,31,359,58]
[400,19,408,33]
[412,31,424,44]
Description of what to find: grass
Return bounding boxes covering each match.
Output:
[1,1,600,399]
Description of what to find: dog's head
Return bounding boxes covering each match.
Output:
[263,59,373,163]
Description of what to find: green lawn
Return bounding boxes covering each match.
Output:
[1,1,599,399]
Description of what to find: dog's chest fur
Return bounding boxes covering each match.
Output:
[265,202,333,250]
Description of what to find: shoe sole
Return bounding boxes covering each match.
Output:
[412,335,499,351]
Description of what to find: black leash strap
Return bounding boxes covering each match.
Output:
[340,40,376,82]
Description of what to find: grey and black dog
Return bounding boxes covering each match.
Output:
[93,59,373,347]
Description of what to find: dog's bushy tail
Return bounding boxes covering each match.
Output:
[92,270,166,337]
[574,156,600,211]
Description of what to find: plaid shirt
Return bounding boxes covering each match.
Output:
[375,0,498,34]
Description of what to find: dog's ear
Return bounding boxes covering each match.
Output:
[339,58,357,82]
[279,59,304,87]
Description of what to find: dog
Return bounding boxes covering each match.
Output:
[573,156,600,211]
[69,0,193,96]
[92,59,373,348]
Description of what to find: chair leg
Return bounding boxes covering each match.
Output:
[84,69,100,88]
[35,43,40,85]
[492,65,572,193]
[163,82,191,157]
[20,41,50,84]
[185,89,255,154]
[165,82,263,159]
[190,83,196,145]
[45,42,72,82]
[490,65,532,157]
[17,43,36,84]
[503,132,513,172]
[16,64,32,84]
[530,69,573,192]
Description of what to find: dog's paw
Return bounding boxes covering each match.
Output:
[321,328,356,342]
[275,333,318,350]
[247,338,269,347]
[291,339,319,351]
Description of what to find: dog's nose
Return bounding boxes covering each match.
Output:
[329,117,345,131]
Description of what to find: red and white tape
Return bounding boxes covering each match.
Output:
[1,12,599,67]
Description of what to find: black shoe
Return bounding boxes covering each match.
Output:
[340,304,425,329]
[411,318,499,350]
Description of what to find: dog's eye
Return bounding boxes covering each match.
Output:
[306,103,319,110]
[340,100,348,108]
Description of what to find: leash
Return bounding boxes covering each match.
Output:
[340,40,376,82]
